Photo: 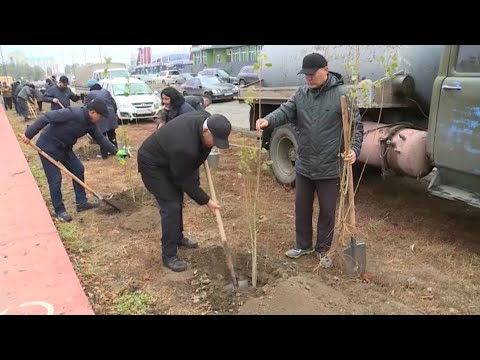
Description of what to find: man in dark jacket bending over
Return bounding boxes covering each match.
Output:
[138,111,232,272]
[43,75,81,110]
[20,99,125,222]
[256,53,364,265]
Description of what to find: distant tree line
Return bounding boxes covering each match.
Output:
[0,62,46,81]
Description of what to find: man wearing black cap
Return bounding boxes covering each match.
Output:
[255,52,364,265]
[137,110,232,272]
[43,75,81,111]
[20,99,127,222]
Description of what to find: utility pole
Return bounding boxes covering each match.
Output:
[0,45,8,77]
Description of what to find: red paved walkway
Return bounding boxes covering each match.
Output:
[0,107,94,315]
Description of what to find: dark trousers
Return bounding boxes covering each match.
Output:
[154,195,185,259]
[17,98,28,119]
[3,96,12,110]
[100,129,117,158]
[37,101,43,111]
[295,173,339,253]
[39,150,88,214]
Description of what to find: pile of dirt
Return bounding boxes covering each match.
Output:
[98,186,154,214]
[119,205,160,232]
[182,245,298,314]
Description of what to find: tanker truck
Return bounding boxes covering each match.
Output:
[237,45,480,209]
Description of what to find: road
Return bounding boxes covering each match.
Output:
[207,100,251,131]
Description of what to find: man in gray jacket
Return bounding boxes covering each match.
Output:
[256,53,364,263]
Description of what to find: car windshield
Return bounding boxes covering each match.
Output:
[112,82,152,96]
[220,69,233,76]
[201,76,224,86]
[217,69,230,77]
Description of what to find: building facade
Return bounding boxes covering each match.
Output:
[187,45,263,75]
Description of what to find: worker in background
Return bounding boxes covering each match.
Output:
[43,75,81,110]
[157,86,195,128]
[19,99,129,222]
[1,82,13,111]
[137,111,232,272]
[255,53,364,266]
[184,94,212,111]
[16,83,36,121]
[85,79,119,159]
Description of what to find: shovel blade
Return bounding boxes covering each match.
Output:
[342,238,367,278]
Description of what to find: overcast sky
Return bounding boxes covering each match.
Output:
[0,45,191,69]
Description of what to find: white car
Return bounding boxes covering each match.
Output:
[151,70,181,85]
[99,77,162,122]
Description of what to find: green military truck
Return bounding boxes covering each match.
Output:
[238,45,480,208]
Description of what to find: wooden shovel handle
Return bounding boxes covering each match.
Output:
[203,160,238,287]
[18,134,103,200]
[340,96,356,230]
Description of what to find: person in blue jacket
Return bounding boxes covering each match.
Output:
[20,99,129,222]
[43,75,81,110]
[85,79,119,159]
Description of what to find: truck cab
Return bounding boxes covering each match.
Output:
[426,45,480,208]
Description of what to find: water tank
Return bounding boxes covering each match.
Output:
[260,45,444,114]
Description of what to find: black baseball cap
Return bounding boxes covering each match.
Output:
[59,75,69,84]
[86,98,109,118]
[207,114,232,149]
[297,53,328,75]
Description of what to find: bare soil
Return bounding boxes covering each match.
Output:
[8,108,480,315]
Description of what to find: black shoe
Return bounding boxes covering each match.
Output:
[179,237,198,248]
[162,256,188,272]
[76,201,100,212]
[56,211,72,222]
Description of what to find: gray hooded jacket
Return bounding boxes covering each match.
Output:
[265,72,364,180]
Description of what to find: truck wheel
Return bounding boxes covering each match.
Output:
[270,124,298,187]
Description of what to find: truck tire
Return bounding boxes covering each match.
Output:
[270,124,298,187]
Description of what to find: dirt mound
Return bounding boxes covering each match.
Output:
[98,186,154,214]
[119,205,160,232]
[181,245,298,314]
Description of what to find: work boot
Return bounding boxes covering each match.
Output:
[285,247,315,259]
[179,237,198,248]
[56,211,72,222]
[162,256,188,272]
[76,201,100,212]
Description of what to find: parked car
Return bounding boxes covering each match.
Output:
[99,77,162,122]
[176,72,197,85]
[237,65,259,86]
[151,70,181,85]
[181,76,239,101]
[197,68,239,85]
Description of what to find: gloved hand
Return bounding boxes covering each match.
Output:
[116,149,131,165]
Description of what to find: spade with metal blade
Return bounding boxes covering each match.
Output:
[340,96,366,277]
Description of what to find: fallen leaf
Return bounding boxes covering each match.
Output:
[360,273,372,284]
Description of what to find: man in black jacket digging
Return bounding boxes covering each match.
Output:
[256,53,364,266]
[20,99,128,222]
[138,110,232,272]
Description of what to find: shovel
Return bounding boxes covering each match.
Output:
[340,96,366,277]
[19,134,122,212]
[203,160,249,292]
